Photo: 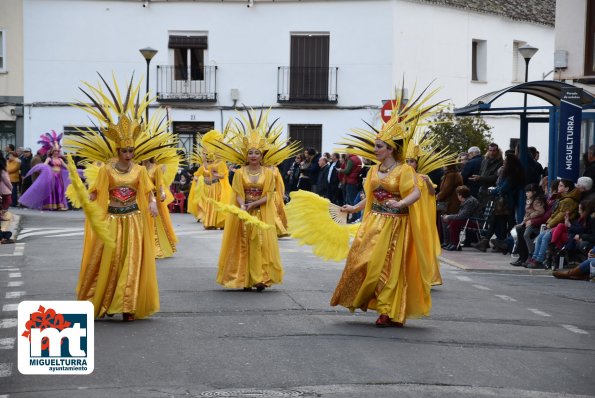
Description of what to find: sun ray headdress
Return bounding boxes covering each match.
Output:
[206,108,301,167]
[191,129,225,166]
[63,73,180,247]
[337,82,446,162]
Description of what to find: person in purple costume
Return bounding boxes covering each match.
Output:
[19,148,70,210]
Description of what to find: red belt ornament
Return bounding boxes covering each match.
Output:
[110,187,136,203]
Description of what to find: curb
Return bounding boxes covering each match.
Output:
[438,255,552,275]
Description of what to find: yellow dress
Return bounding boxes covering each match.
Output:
[416,173,442,286]
[147,164,178,258]
[216,167,283,288]
[76,160,160,319]
[330,164,433,324]
[271,167,289,237]
[191,161,231,229]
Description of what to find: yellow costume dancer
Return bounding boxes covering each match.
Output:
[65,74,176,320]
[210,109,300,291]
[289,83,445,327]
[189,130,232,229]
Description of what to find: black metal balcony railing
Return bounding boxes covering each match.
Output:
[156,65,217,102]
[277,66,338,103]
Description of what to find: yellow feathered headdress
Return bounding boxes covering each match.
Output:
[337,82,446,162]
[208,108,301,166]
[65,73,179,165]
[191,129,224,166]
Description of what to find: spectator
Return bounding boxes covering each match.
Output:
[6,152,20,207]
[20,147,33,195]
[338,152,362,222]
[4,144,15,160]
[525,146,544,184]
[468,143,503,206]
[526,179,579,269]
[461,146,483,198]
[286,154,303,193]
[441,185,482,250]
[315,156,331,198]
[0,158,12,221]
[509,183,546,266]
[327,153,342,205]
[297,148,321,192]
[436,164,463,216]
[583,145,595,193]
[553,247,594,280]
[576,176,593,201]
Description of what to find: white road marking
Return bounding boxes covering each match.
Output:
[0,338,15,350]
[456,276,472,282]
[0,319,17,329]
[2,304,18,312]
[527,308,551,317]
[8,273,21,278]
[45,232,85,238]
[5,291,25,299]
[7,281,23,287]
[0,268,20,271]
[495,295,517,302]
[18,228,83,239]
[472,284,491,291]
[0,363,13,377]
[561,324,589,335]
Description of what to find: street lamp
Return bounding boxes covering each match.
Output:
[139,46,158,123]
[518,44,539,107]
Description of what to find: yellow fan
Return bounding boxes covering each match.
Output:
[204,198,274,230]
[286,190,360,261]
[329,203,348,225]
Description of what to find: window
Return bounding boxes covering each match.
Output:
[289,124,322,153]
[471,39,487,82]
[512,40,527,82]
[169,35,208,81]
[289,33,330,101]
[0,30,5,72]
[585,0,595,76]
[172,121,214,160]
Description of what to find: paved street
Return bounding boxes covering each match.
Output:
[0,209,594,397]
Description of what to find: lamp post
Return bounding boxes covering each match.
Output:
[518,44,539,107]
[516,43,539,221]
[139,47,158,123]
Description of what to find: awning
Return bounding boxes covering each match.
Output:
[454,80,595,115]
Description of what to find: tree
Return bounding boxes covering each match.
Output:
[426,107,493,154]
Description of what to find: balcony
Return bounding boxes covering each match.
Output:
[277,66,338,104]
[156,65,217,102]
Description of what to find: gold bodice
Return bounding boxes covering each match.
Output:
[368,164,413,215]
[106,161,142,205]
[241,168,265,203]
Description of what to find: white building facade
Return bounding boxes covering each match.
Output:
[22,0,554,161]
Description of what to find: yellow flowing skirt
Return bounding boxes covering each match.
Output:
[216,208,283,288]
[330,211,430,324]
[77,211,160,319]
[202,182,227,229]
[154,201,177,258]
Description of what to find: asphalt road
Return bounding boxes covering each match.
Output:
[0,209,594,397]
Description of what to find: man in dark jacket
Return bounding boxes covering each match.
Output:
[19,148,33,195]
[469,143,503,206]
[316,156,331,198]
[461,146,483,198]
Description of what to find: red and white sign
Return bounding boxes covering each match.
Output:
[381,100,397,122]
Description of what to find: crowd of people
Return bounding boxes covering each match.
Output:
[434,142,595,281]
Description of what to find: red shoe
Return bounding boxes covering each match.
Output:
[122,313,135,322]
[375,314,403,328]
